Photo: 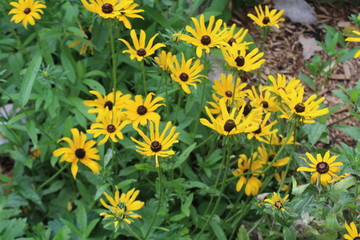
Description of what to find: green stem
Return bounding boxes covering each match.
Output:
[173,88,183,125]
[195,138,232,240]
[144,166,163,240]
[37,164,68,191]
[124,223,142,240]
[229,197,252,239]
[141,61,148,96]
[108,21,117,110]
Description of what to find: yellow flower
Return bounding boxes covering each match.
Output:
[100,188,144,227]
[87,111,130,145]
[124,92,165,128]
[257,145,290,167]
[262,132,298,146]
[154,50,177,72]
[170,53,206,94]
[233,153,263,196]
[8,0,46,30]
[131,120,180,167]
[344,222,360,240]
[116,2,144,29]
[81,0,131,19]
[247,85,280,112]
[223,23,250,47]
[53,128,100,179]
[280,87,329,124]
[247,5,285,29]
[221,44,265,72]
[247,112,278,143]
[200,98,260,135]
[265,74,303,97]
[274,171,290,191]
[180,14,226,57]
[68,24,94,55]
[119,29,166,61]
[345,31,360,58]
[297,151,343,186]
[264,192,289,211]
[212,73,247,102]
[83,90,131,122]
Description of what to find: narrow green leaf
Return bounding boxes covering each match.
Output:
[209,216,227,240]
[181,193,193,217]
[75,202,87,234]
[173,143,196,168]
[237,225,249,240]
[84,219,99,238]
[334,125,360,141]
[25,120,38,149]
[60,50,76,84]
[299,74,316,91]
[291,177,310,196]
[20,53,42,107]
[60,218,82,237]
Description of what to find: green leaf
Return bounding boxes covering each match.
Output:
[60,218,82,237]
[25,120,38,149]
[299,74,316,91]
[83,79,106,95]
[75,201,87,234]
[0,218,27,239]
[143,6,171,28]
[116,179,137,190]
[19,53,42,107]
[42,180,65,195]
[209,216,227,240]
[76,180,92,204]
[0,174,11,183]
[291,177,310,196]
[84,219,99,238]
[53,225,71,240]
[236,225,249,240]
[334,125,360,141]
[60,50,76,84]
[283,227,297,240]
[181,193,193,217]
[332,89,353,106]
[173,143,196,168]
[303,122,328,145]
[94,183,111,200]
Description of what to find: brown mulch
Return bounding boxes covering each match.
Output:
[230,1,360,147]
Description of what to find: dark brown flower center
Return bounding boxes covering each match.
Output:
[201,35,211,45]
[224,119,236,132]
[235,56,245,67]
[243,102,252,116]
[263,17,270,24]
[104,101,114,110]
[243,169,249,174]
[85,30,92,40]
[228,38,236,46]
[253,126,261,134]
[102,3,113,13]
[150,141,162,152]
[274,201,283,209]
[179,73,189,82]
[107,124,116,133]
[225,90,232,97]
[75,148,86,159]
[316,162,329,174]
[294,103,305,113]
[261,101,269,108]
[137,105,147,115]
[353,237,360,240]
[24,8,31,14]
[137,48,146,56]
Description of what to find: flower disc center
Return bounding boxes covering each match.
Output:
[263,17,270,24]
[228,38,236,46]
[253,126,262,134]
[179,73,189,82]
[225,90,232,97]
[75,148,86,159]
[274,201,283,209]
[150,141,162,152]
[243,102,252,116]
[353,237,360,240]
[235,56,245,67]
[261,101,269,108]
[24,8,31,14]
[224,119,236,132]
[294,103,305,113]
[102,3,113,13]
[85,30,92,40]
[104,101,114,110]
[107,124,116,133]
[137,48,146,56]
[201,35,211,45]
[316,162,329,174]
[137,105,148,115]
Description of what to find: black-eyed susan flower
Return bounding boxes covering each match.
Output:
[247,85,280,112]
[83,90,131,122]
[233,153,264,196]
[264,192,289,211]
[257,145,290,167]
[344,222,360,240]
[81,0,131,19]
[68,24,94,55]
[297,151,343,186]
[263,132,297,146]
[212,73,247,103]
[119,29,166,61]
[87,111,130,145]
[200,98,260,135]
[247,5,285,29]
[100,188,144,227]
[170,53,206,94]
[154,50,177,72]
[265,74,303,97]
[280,87,329,124]
[116,2,144,29]
[124,92,165,128]
[53,128,100,179]
[221,44,265,72]
[180,14,226,58]
[345,31,360,58]
[247,112,278,143]
[131,120,180,167]
[8,0,46,30]
[223,23,250,47]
